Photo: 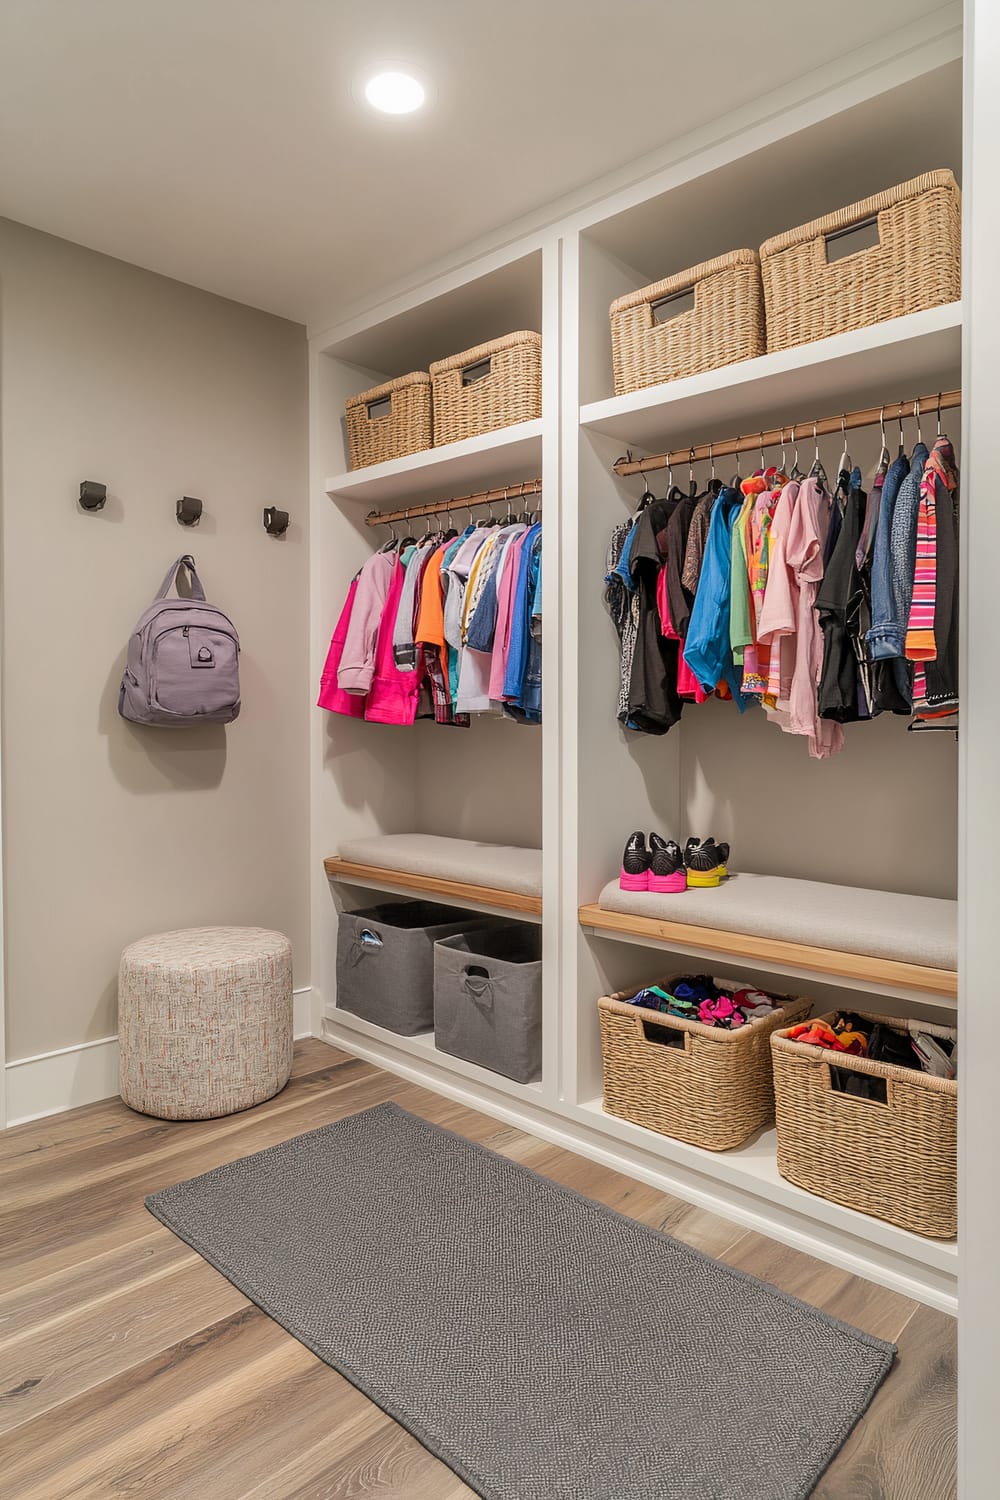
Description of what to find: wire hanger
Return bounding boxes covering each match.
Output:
[837,413,852,475]
[937,391,943,439]
[914,397,923,448]
[687,446,698,498]
[789,423,804,480]
[809,420,829,484]
[897,400,906,459]
[876,406,890,471]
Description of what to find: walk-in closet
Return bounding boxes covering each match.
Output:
[3,3,997,1496]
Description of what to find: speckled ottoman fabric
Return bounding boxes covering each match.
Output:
[118,926,293,1120]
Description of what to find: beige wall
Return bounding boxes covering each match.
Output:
[0,219,310,1059]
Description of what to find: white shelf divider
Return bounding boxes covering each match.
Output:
[326,418,544,508]
[580,304,962,452]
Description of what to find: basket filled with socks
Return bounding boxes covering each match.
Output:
[771,1010,957,1237]
[598,975,811,1151]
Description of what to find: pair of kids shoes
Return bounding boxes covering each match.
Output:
[619,833,730,893]
[619,832,686,893]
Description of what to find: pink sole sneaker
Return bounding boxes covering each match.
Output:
[618,868,650,892]
[648,870,687,894]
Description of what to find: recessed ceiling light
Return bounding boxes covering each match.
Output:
[364,71,426,115]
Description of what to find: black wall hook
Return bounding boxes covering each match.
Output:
[177,496,203,526]
[79,480,107,511]
[263,506,289,537]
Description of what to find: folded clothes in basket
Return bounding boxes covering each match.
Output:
[623,974,782,1030]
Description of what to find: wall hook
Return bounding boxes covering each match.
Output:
[79,480,107,512]
[177,496,203,526]
[263,506,289,537]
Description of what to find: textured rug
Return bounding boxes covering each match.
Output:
[146,1102,895,1500]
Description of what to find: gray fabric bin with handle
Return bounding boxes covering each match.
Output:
[336,902,503,1036]
[434,923,543,1083]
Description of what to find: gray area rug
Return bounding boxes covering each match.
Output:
[146,1102,895,1500]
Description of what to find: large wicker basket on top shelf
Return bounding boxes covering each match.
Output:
[345,371,432,469]
[609,250,765,395]
[598,982,811,1152]
[759,170,962,353]
[430,331,541,447]
[771,1011,958,1238]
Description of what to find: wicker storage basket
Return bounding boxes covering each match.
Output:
[430,331,541,447]
[609,251,765,395]
[760,170,961,353]
[771,1011,957,1238]
[345,372,432,469]
[598,981,811,1152]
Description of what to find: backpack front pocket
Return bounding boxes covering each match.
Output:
[150,625,240,716]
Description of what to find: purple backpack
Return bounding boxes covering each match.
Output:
[119,555,241,727]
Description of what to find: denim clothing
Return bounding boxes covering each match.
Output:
[682,488,748,708]
[868,444,928,661]
[865,454,910,662]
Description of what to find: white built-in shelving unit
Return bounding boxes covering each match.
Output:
[310,32,968,1320]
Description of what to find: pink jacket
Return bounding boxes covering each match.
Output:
[365,558,419,726]
[337,551,394,695]
[317,578,366,718]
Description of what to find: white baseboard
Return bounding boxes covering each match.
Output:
[4,987,315,1127]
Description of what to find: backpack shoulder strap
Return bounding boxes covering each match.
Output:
[154,554,207,603]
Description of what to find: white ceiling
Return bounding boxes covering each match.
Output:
[0,0,953,329]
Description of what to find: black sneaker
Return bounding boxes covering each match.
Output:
[619,831,650,891]
[648,834,687,893]
[684,837,727,887]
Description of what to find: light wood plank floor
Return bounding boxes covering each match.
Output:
[0,1039,956,1499]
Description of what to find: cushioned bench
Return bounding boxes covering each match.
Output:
[582,872,957,997]
[325,834,543,916]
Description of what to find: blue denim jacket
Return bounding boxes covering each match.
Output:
[682,489,748,708]
[865,454,910,658]
[868,444,928,661]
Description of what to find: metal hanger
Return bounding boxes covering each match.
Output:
[876,406,890,471]
[937,392,943,439]
[914,398,923,448]
[897,400,906,459]
[789,424,804,480]
[809,420,829,484]
[837,413,852,475]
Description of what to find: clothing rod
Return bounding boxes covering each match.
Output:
[612,389,962,478]
[365,478,542,528]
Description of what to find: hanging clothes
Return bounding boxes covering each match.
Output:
[908,436,959,729]
[627,497,684,734]
[317,577,368,719]
[816,469,869,724]
[600,409,958,756]
[318,510,543,728]
[683,487,749,707]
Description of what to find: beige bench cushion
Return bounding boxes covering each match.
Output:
[597,873,957,971]
[338,834,543,898]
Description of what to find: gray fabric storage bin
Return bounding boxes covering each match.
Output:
[337,902,501,1035]
[434,923,543,1083]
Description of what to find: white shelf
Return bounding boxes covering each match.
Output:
[573,1096,957,1285]
[325,1005,545,1103]
[580,304,962,452]
[325,419,544,508]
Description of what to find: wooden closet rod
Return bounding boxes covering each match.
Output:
[365,477,542,528]
[612,388,962,478]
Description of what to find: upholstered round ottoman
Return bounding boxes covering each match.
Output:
[118,926,293,1120]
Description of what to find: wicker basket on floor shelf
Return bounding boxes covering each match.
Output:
[430,331,541,447]
[598,982,811,1152]
[609,250,765,395]
[345,371,432,469]
[771,1011,957,1238]
[759,170,961,353]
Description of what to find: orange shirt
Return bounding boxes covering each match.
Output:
[414,544,448,651]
